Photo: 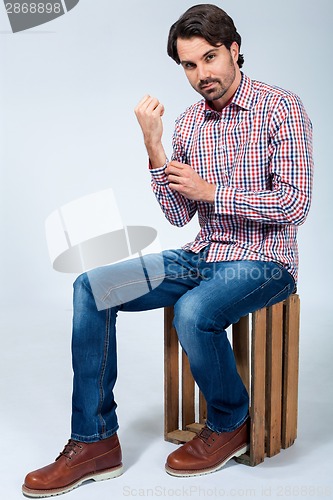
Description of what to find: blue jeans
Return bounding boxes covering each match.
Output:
[71,248,295,442]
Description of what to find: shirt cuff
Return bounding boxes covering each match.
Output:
[149,161,169,185]
[214,185,236,214]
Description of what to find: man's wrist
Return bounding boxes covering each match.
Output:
[145,142,167,170]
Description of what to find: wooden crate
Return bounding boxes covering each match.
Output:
[164,294,300,466]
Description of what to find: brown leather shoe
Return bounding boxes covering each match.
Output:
[22,434,123,497]
[165,418,249,477]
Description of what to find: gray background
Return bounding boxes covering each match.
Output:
[0,1,332,499]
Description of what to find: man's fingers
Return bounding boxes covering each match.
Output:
[166,166,181,177]
[136,94,150,106]
[167,161,188,170]
[156,103,165,117]
[167,174,183,184]
[135,95,164,115]
[134,95,150,114]
[147,99,164,116]
[166,162,188,176]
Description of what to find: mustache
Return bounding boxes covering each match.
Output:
[199,78,220,89]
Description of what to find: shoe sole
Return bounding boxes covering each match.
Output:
[165,444,249,477]
[21,464,123,498]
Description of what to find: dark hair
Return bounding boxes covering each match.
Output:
[167,4,244,68]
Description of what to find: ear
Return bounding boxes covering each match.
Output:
[230,41,239,64]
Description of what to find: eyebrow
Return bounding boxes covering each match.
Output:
[180,48,217,66]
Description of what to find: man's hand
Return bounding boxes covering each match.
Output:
[134,95,166,169]
[165,161,216,204]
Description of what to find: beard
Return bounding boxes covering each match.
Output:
[197,80,230,101]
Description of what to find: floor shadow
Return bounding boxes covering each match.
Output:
[119,406,164,470]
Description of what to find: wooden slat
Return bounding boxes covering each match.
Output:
[232,315,250,392]
[164,306,179,440]
[186,422,205,434]
[282,295,300,448]
[182,350,195,429]
[165,430,196,444]
[249,307,267,466]
[266,301,283,457]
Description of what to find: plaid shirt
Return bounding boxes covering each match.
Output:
[150,73,313,283]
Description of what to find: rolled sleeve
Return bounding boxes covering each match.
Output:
[150,162,169,186]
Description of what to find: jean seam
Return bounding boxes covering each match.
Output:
[96,307,110,436]
[101,275,164,302]
[262,283,291,308]
[100,271,197,303]
[210,265,291,325]
[210,333,224,426]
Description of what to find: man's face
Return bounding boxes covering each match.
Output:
[177,37,241,110]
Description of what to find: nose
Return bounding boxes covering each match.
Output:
[197,63,210,82]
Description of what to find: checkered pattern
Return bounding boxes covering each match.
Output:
[151,74,313,283]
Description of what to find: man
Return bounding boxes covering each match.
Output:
[22,3,313,497]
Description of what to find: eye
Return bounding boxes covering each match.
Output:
[206,53,216,62]
[183,62,195,69]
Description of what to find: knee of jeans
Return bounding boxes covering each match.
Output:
[173,297,206,347]
[73,272,91,294]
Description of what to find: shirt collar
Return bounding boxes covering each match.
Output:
[232,73,254,111]
[203,73,254,117]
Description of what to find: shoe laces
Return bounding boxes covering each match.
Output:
[196,426,217,447]
[57,440,83,460]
